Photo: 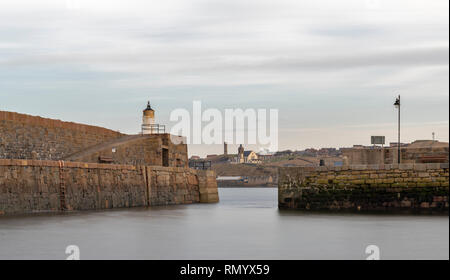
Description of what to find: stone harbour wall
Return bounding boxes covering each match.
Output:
[0,159,218,215]
[0,111,123,160]
[278,163,449,212]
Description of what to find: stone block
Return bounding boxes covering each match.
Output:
[420,202,430,208]
[316,179,329,184]
[383,179,395,184]
[401,200,412,208]
[399,163,414,170]
[435,177,448,182]
[426,163,441,170]
[367,165,380,170]
[352,165,367,171]
[200,193,219,203]
[351,179,365,185]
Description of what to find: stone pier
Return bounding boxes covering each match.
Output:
[0,159,219,215]
[278,163,449,212]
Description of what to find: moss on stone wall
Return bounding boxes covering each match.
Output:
[279,163,449,212]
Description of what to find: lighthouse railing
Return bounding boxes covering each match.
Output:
[141,124,166,134]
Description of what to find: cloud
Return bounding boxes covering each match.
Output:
[0,0,448,148]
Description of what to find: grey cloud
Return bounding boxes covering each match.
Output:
[168,46,449,74]
[310,25,383,38]
[0,0,448,147]
[261,46,449,70]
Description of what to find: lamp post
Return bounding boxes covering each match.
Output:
[394,95,401,164]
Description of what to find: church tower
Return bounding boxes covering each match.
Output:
[142,101,155,134]
[238,144,244,163]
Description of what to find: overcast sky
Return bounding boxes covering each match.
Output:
[0,0,448,156]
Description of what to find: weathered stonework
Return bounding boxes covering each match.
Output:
[0,159,218,215]
[197,170,220,203]
[0,111,218,215]
[66,134,189,167]
[0,111,189,168]
[0,111,123,160]
[278,163,449,212]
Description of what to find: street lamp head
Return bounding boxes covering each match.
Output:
[394,96,400,108]
[394,94,401,164]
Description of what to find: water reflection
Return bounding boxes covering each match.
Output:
[0,188,448,260]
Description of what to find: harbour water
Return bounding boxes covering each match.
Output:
[0,188,448,260]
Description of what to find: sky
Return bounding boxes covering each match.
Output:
[0,0,448,157]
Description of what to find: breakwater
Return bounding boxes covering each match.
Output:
[0,111,123,160]
[0,159,218,215]
[217,175,277,187]
[278,163,449,212]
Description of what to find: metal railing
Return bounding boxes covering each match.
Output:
[189,160,212,170]
[141,124,166,134]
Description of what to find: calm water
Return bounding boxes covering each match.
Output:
[0,188,448,260]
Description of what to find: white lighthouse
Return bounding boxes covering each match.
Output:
[142,101,155,134]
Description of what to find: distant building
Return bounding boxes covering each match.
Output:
[389,142,409,147]
[237,144,261,164]
[258,149,275,162]
[341,140,449,165]
[318,148,339,157]
[244,151,260,163]
[274,150,293,157]
[303,148,318,157]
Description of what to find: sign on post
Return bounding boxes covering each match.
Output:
[371,136,385,145]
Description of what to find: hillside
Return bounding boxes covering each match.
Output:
[212,155,342,177]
